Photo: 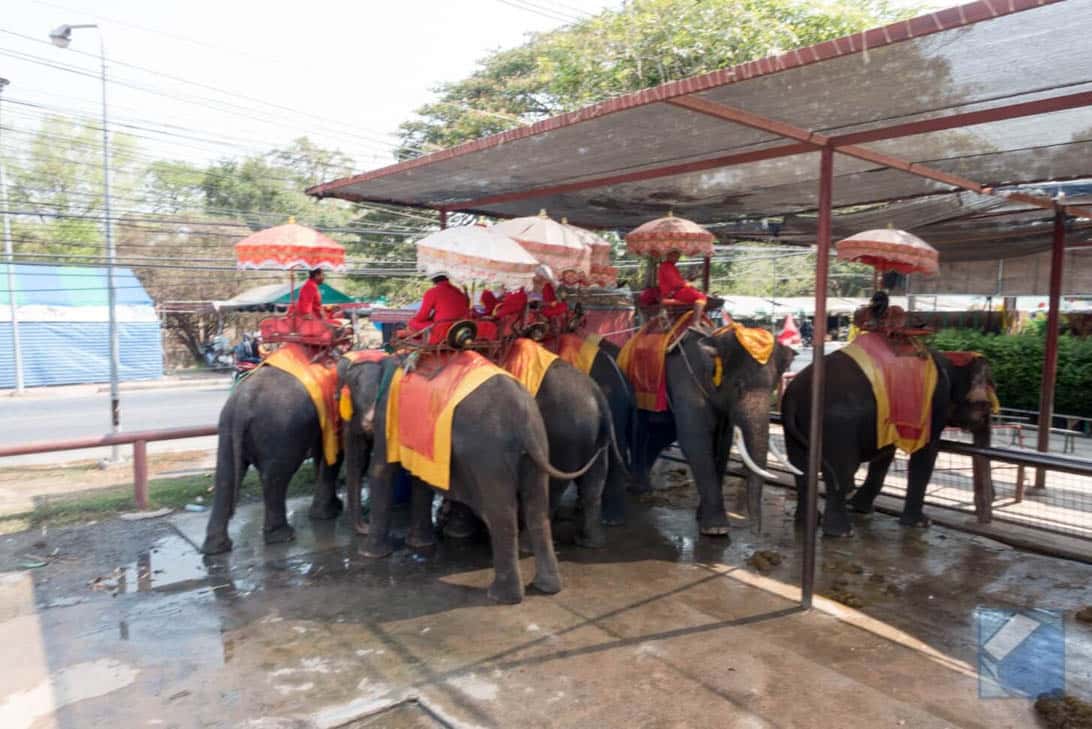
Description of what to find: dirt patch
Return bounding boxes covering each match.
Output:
[826,588,864,609]
[1035,692,1092,729]
[1076,607,1092,625]
[747,550,783,572]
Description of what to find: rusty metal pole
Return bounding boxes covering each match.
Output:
[701,255,711,293]
[133,439,148,509]
[439,210,448,230]
[1034,207,1066,489]
[801,146,834,609]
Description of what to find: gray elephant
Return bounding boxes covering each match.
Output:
[781,348,995,536]
[202,366,342,555]
[340,355,602,604]
[619,329,796,536]
[582,345,637,526]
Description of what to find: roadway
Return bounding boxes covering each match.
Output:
[0,384,231,466]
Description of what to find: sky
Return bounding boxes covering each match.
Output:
[1,0,947,177]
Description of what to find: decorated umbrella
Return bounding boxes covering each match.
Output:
[414,224,540,290]
[560,218,618,288]
[235,216,346,272]
[836,228,938,276]
[492,211,592,284]
[624,212,715,258]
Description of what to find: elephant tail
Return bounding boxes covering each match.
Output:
[595,384,630,480]
[522,410,607,482]
[602,348,637,471]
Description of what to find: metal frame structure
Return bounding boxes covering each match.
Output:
[309,0,1092,608]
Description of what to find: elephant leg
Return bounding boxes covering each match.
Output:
[600,445,627,526]
[574,453,608,549]
[406,480,436,549]
[262,465,296,545]
[342,435,370,535]
[309,453,344,520]
[632,414,675,493]
[673,409,729,536]
[900,441,938,528]
[202,454,247,555]
[848,448,895,514]
[821,459,856,538]
[479,500,525,604]
[519,460,562,596]
[362,464,397,557]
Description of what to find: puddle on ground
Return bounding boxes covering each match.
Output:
[120,535,209,594]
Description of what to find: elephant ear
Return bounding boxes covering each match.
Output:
[773,343,796,378]
[697,335,720,363]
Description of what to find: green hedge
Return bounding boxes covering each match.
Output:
[929,329,1092,417]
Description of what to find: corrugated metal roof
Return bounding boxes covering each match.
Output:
[309,0,1092,263]
[0,322,163,388]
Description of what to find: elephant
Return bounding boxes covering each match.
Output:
[582,346,637,526]
[613,329,796,536]
[202,366,342,555]
[340,355,603,604]
[780,348,996,537]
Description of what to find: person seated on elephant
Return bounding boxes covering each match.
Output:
[854,291,909,335]
[532,265,569,330]
[657,249,706,322]
[296,268,325,319]
[406,272,471,345]
[477,289,499,317]
[493,285,529,335]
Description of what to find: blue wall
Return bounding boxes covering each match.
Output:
[0,322,163,389]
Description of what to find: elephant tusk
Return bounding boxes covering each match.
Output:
[767,437,804,476]
[733,426,780,482]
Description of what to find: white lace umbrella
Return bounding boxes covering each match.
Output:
[414,224,539,289]
[492,211,592,283]
[559,218,617,287]
[836,228,939,275]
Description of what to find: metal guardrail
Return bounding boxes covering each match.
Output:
[0,426,218,509]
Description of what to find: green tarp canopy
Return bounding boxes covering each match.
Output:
[215,282,357,311]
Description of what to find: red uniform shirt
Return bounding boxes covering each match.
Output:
[493,288,528,319]
[408,280,470,331]
[296,278,323,318]
[657,261,706,304]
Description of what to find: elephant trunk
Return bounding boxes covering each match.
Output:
[343,424,370,536]
[971,425,994,524]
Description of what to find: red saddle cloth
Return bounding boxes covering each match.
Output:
[617,312,694,412]
[842,332,938,454]
[552,333,601,376]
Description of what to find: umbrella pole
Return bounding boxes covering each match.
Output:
[289,270,296,308]
[872,268,880,292]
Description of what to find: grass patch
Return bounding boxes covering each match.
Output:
[0,464,320,531]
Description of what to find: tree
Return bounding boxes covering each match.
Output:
[398,0,914,156]
[138,160,206,214]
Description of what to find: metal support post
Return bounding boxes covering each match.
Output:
[1035,207,1066,488]
[133,439,148,509]
[0,77,24,392]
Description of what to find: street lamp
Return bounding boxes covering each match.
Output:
[49,23,122,459]
[0,77,24,393]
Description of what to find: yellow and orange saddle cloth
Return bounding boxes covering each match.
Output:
[262,345,384,466]
[385,350,515,490]
[841,332,938,454]
[617,316,775,412]
[551,333,602,376]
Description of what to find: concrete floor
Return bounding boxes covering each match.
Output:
[1,480,1091,729]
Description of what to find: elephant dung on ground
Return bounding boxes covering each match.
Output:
[202,366,342,555]
[780,348,996,537]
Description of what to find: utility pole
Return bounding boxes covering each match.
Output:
[0,77,24,393]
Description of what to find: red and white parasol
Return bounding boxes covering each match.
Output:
[560,218,618,288]
[235,217,346,271]
[492,211,592,283]
[836,228,938,276]
[625,212,715,257]
[415,224,540,289]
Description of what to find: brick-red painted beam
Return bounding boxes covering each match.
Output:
[829,91,1092,147]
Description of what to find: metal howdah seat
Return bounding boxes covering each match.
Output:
[260,313,351,349]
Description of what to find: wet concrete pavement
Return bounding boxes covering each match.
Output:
[1,481,1091,728]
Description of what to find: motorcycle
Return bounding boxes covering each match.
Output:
[201,334,234,369]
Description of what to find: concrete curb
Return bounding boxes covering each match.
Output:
[1,376,232,399]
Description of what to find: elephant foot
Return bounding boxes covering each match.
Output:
[821,519,854,538]
[361,540,393,559]
[700,525,732,537]
[264,524,296,545]
[488,578,525,605]
[518,531,533,557]
[308,496,344,520]
[530,573,562,595]
[443,509,478,539]
[697,506,732,537]
[406,531,436,550]
[575,526,607,549]
[899,513,932,529]
[350,518,369,536]
[201,533,233,555]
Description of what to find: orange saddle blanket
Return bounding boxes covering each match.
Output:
[502,338,559,397]
[385,350,513,490]
[617,313,694,412]
[553,333,602,376]
[263,344,341,465]
[842,332,938,454]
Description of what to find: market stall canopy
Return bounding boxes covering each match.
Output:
[414,224,540,289]
[309,0,1092,264]
[215,282,357,311]
[235,218,346,271]
[491,211,592,282]
[836,229,939,275]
